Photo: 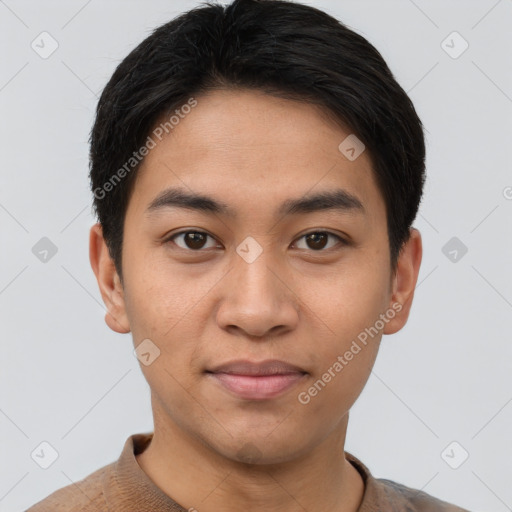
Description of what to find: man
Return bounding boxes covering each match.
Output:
[27,0,470,510]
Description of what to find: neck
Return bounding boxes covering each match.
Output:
[136,397,364,512]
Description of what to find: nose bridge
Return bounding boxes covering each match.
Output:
[233,236,282,304]
[216,236,298,337]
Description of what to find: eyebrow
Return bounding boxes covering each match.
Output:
[145,187,365,219]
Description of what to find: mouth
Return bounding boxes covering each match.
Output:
[205,359,308,400]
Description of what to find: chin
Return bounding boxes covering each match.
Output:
[208,430,313,467]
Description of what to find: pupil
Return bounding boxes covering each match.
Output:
[307,233,327,250]
[186,232,206,249]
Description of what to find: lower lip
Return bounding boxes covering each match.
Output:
[207,372,307,400]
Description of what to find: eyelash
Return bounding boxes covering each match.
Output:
[164,229,348,253]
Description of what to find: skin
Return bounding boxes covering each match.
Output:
[90,88,422,512]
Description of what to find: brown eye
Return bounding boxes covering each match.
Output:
[294,231,345,251]
[168,231,218,251]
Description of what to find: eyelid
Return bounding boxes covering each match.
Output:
[292,230,348,250]
[165,229,219,250]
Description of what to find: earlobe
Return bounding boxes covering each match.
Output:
[383,228,422,335]
[89,223,131,334]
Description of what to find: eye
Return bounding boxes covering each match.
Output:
[166,230,219,251]
[165,229,347,252]
[293,231,346,251]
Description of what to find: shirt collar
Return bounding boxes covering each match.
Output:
[103,432,405,511]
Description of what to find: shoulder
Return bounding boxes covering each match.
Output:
[377,477,472,511]
[25,462,114,512]
[346,451,471,511]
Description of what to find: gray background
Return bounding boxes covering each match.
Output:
[1,1,511,511]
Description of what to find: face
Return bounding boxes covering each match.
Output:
[91,88,421,464]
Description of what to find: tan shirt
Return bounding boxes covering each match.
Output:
[26,432,470,511]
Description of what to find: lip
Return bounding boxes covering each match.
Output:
[206,359,308,400]
[207,359,307,376]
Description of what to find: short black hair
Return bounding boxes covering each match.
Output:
[89,0,426,281]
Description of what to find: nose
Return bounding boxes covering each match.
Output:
[215,246,299,339]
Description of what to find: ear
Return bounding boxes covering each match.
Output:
[89,223,130,334]
[383,228,422,335]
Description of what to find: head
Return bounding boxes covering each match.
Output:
[89,0,424,464]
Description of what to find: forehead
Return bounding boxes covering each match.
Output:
[128,88,384,223]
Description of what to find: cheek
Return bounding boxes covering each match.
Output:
[122,265,215,394]
[298,288,386,419]
[122,258,203,340]
[297,348,377,428]
[300,257,389,401]
[315,258,390,341]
